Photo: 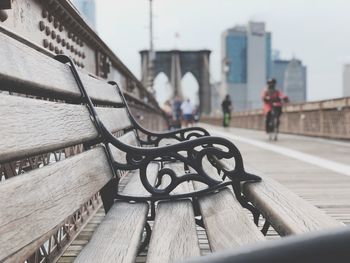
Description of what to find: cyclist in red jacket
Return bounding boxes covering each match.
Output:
[261,78,289,134]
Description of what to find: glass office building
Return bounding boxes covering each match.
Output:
[226,33,247,84]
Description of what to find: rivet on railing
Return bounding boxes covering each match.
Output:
[54,19,59,29]
[43,39,49,48]
[45,26,51,36]
[48,14,54,23]
[39,21,45,31]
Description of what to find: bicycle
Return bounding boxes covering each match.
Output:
[267,105,281,141]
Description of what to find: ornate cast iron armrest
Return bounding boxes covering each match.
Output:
[108,81,210,146]
[100,123,261,201]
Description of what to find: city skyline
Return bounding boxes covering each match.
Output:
[95,0,349,103]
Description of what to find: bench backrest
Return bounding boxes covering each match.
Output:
[0,32,139,261]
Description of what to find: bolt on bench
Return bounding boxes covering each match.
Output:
[0,31,344,263]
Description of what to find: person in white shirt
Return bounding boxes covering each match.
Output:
[180,98,194,127]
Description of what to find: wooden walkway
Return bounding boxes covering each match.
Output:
[58,125,350,262]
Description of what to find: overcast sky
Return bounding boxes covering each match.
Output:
[95,0,350,102]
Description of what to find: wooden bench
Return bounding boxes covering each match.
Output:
[0,30,343,263]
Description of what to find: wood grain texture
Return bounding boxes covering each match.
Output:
[146,199,201,263]
[243,168,343,236]
[74,164,159,263]
[0,94,130,163]
[73,202,148,263]
[193,160,264,251]
[0,32,121,104]
[0,94,97,162]
[146,162,199,263]
[194,188,265,251]
[0,147,113,261]
[96,107,132,133]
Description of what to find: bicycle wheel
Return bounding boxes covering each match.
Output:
[268,118,274,141]
[273,116,278,141]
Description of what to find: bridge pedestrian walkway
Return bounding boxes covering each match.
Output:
[202,124,350,225]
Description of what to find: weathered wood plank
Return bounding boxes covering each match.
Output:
[96,107,132,133]
[194,188,265,251]
[193,160,265,251]
[0,147,113,262]
[73,202,148,263]
[147,162,200,263]
[0,32,122,104]
[146,200,201,263]
[243,168,343,236]
[0,93,97,162]
[74,164,159,263]
[0,94,131,163]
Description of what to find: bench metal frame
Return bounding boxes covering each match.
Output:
[56,54,261,204]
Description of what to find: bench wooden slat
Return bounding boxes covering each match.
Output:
[97,107,132,133]
[146,200,201,263]
[147,162,200,263]
[73,202,148,263]
[0,32,122,104]
[194,188,265,251]
[0,94,96,162]
[193,160,264,251]
[0,94,131,163]
[0,147,113,261]
[75,163,159,263]
[243,169,343,236]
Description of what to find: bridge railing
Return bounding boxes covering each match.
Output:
[203,97,350,140]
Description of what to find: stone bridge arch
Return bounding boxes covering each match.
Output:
[140,50,211,114]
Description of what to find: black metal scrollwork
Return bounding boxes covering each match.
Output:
[55,55,261,203]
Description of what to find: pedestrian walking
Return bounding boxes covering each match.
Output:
[181,98,194,127]
[172,96,183,129]
[221,94,232,127]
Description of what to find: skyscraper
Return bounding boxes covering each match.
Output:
[221,22,271,111]
[271,58,307,103]
[74,0,96,28]
[343,64,350,97]
[284,59,307,102]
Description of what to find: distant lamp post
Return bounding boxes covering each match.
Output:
[147,0,155,94]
